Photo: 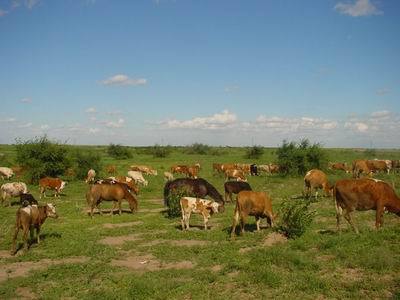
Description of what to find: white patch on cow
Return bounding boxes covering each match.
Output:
[60,181,66,190]
[306,170,312,177]
[46,203,58,217]
[21,206,32,215]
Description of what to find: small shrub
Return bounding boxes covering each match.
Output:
[275,200,315,239]
[15,136,72,183]
[72,150,102,180]
[185,143,210,155]
[245,145,264,159]
[150,144,171,158]
[107,143,132,159]
[165,188,187,218]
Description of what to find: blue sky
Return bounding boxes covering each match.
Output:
[0,0,399,147]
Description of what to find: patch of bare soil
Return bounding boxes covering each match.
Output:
[0,256,89,283]
[263,232,288,247]
[15,287,37,300]
[102,221,143,229]
[0,250,13,259]
[210,265,223,273]
[138,240,167,247]
[98,234,142,246]
[169,240,210,247]
[146,199,164,204]
[316,254,336,262]
[110,254,194,273]
[340,267,364,282]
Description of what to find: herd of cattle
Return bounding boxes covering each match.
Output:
[1,158,400,255]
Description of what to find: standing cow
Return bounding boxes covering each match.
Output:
[1,182,28,206]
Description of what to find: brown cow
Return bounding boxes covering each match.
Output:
[352,160,372,178]
[303,169,333,200]
[334,178,400,233]
[11,203,58,255]
[109,176,140,194]
[86,182,138,218]
[105,164,117,175]
[366,160,389,174]
[39,177,67,199]
[231,191,275,237]
[225,169,247,182]
[328,162,350,173]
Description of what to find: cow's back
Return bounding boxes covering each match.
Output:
[39,177,61,188]
[237,191,271,215]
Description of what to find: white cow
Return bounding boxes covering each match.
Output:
[127,171,148,186]
[180,197,222,230]
[0,167,14,180]
[1,182,28,206]
[85,169,96,183]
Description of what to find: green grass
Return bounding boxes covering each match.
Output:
[0,145,399,299]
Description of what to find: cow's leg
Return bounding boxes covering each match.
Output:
[109,201,116,216]
[118,200,122,215]
[255,216,261,231]
[203,214,209,230]
[11,226,19,255]
[375,205,384,229]
[343,209,358,234]
[266,212,274,227]
[185,211,191,230]
[335,201,343,232]
[240,214,247,235]
[22,226,30,251]
[230,209,240,237]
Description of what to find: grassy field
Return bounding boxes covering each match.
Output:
[0,145,399,299]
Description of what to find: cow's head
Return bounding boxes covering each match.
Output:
[208,202,221,214]
[46,203,58,218]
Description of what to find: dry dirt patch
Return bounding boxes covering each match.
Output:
[263,232,288,247]
[169,240,210,247]
[102,221,143,229]
[15,287,37,300]
[0,256,89,283]
[340,267,364,282]
[98,234,142,246]
[110,253,194,273]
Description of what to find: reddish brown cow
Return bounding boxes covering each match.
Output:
[225,169,247,182]
[231,191,274,237]
[303,169,333,200]
[366,160,389,174]
[334,178,400,233]
[328,162,350,173]
[39,177,67,199]
[352,160,372,178]
[105,164,117,175]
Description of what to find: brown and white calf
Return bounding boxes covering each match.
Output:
[303,169,333,200]
[231,191,275,237]
[1,182,28,206]
[334,178,400,233]
[180,197,222,230]
[39,177,67,199]
[11,203,58,255]
[225,169,247,182]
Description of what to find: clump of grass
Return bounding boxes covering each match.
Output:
[275,199,316,239]
[149,144,172,158]
[165,188,187,218]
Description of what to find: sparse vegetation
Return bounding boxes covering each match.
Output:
[245,145,264,159]
[71,150,102,180]
[184,143,210,155]
[107,143,132,159]
[149,144,171,158]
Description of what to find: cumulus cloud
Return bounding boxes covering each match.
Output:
[40,124,49,130]
[18,122,33,128]
[105,118,125,128]
[101,74,147,86]
[161,110,237,130]
[253,116,338,132]
[334,0,383,17]
[371,110,391,119]
[344,121,369,132]
[0,117,17,123]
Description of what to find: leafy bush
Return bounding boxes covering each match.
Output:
[107,143,132,159]
[71,150,102,180]
[276,139,327,175]
[15,136,72,183]
[165,188,187,218]
[245,145,264,159]
[275,200,316,239]
[185,143,210,155]
[149,144,171,158]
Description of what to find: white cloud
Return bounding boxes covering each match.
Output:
[89,128,100,134]
[85,107,97,113]
[371,110,391,119]
[334,0,383,17]
[253,116,338,132]
[105,118,125,128]
[224,85,240,93]
[18,122,32,128]
[161,110,237,130]
[0,117,17,123]
[101,74,147,86]
[345,121,369,132]
[20,97,32,103]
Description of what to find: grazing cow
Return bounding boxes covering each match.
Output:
[180,197,222,230]
[334,178,400,233]
[328,162,350,173]
[250,164,258,176]
[0,167,14,180]
[235,164,251,175]
[170,165,189,176]
[130,165,158,176]
[225,169,247,182]
[11,203,58,255]
[187,165,200,179]
[1,182,28,206]
[392,160,400,173]
[105,164,117,175]
[220,163,236,172]
[86,182,138,218]
[20,193,38,207]
[303,169,333,200]
[257,164,271,174]
[268,164,280,174]
[127,171,148,186]
[212,163,223,175]
[108,176,140,194]
[164,171,174,182]
[85,169,96,183]
[366,160,389,174]
[352,160,372,178]
[231,191,275,237]
[39,177,67,199]
[224,181,252,203]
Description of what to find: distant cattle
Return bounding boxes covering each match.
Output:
[1,182,28,206]
[225,169,247,182]
[39,177,67,199]
[231,191,275,237]
[11,203,58,255]
[303,169,333,200]
[328,162,350,173]
[334,178,400,233]
[352,160,372,178]
[392,160,400,173]
[366,160,389,174]
[20,193,38,207]
[108,176,140,194]
[250,164,258,176]
[0,167,14,180]
[180,197,222,230]
[130,165,158,176]
[163,171,174,182]
[85,169,96,183]
[224,181,252,203]
[127,171,148,186]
